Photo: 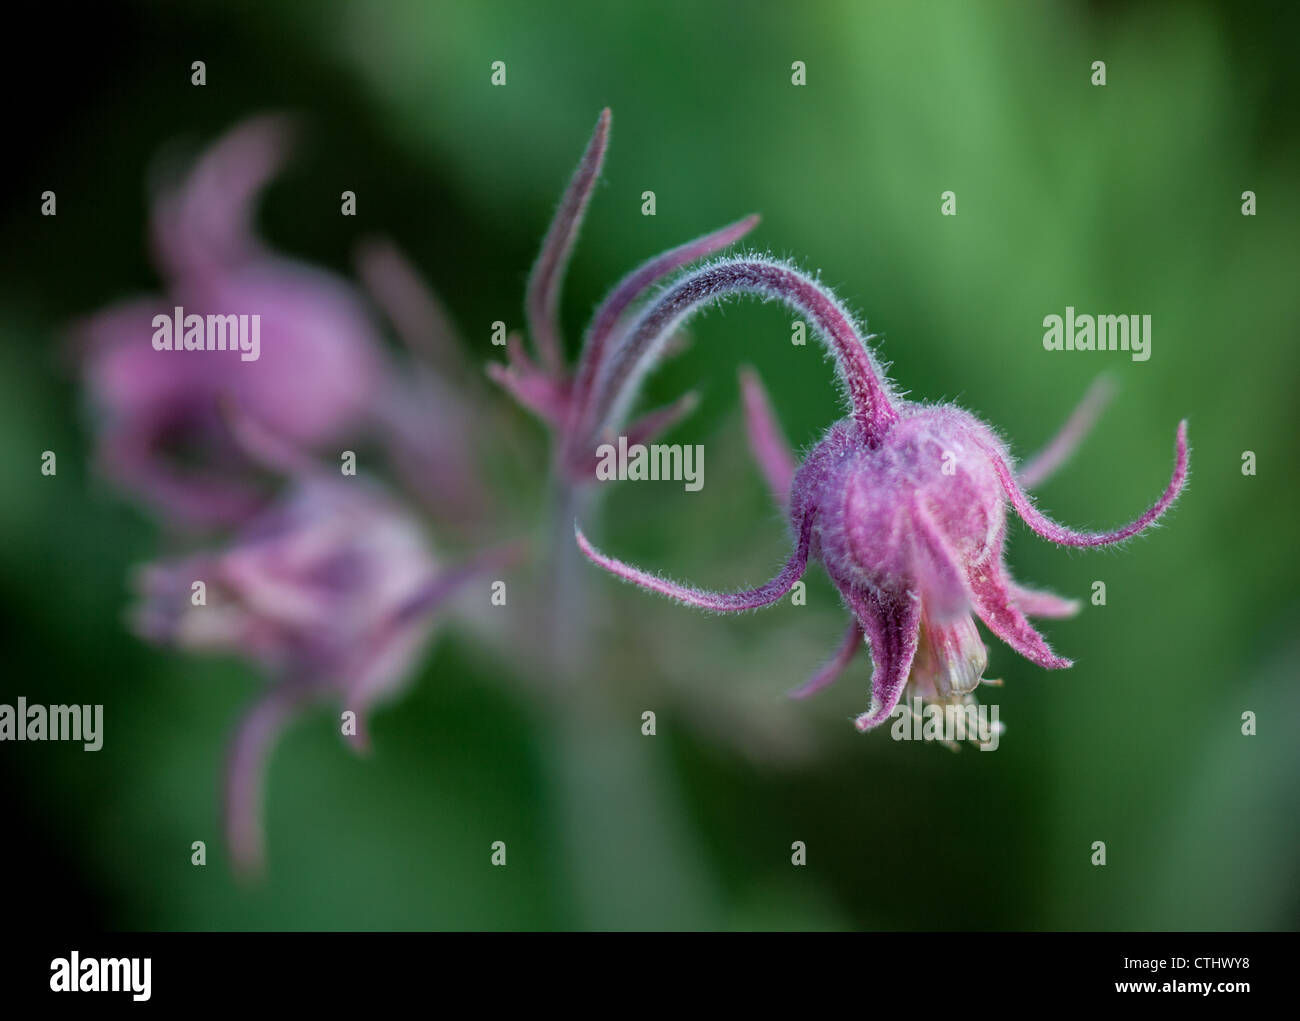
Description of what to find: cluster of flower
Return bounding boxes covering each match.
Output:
[76,110,1187,872]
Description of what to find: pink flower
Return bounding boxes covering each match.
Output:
[79,117,519,871]
[133,465,515,873]
[75,116,385,528]
[574,257,1189,732]
[489,109,759,483]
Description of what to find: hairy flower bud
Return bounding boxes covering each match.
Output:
[575,253,1188,736]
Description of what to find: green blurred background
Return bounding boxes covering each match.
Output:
[2,0,1297,930]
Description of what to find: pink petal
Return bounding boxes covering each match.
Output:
[788,619,863,700]
[355,237,467,375]
[1017,376,1115,489]
[1009,582,1080,619]
[966,559,1073,670]
[525,109,610,372]
[739,367,797,508]
[574,513,813,612]
[569,214,760,424]
[216,395,318,477]
[909,498,973,623]
[850,587,923,731]
[988,421,1188,548]
[487,333,571,426]
[224,684,311,876]
[622,391,699,447]
[151,114,295,282]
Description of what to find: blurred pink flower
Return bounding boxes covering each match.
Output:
[75,116,385,528]
[75,116,524,872]
[133,469,514,872]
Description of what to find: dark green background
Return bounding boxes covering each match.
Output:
[2,0,1297,930]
